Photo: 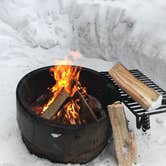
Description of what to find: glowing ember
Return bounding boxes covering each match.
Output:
[42,53,87,124]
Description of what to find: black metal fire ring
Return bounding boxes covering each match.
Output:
[16,66,120,164]
[22,134,108,164]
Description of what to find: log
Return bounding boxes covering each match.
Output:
[75,91,98,122]
[41,89,70,119]
[107,102,137,166]
[51,91,99,124]
[86,94,104,119]
[31,93,51,115]
[109,63,161,110]
[31,94,51,106]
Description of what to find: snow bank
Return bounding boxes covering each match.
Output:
[70,0,166,90]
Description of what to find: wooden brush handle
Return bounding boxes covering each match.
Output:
[109,64,160,110]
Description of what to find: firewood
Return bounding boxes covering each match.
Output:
[86,95,102,111]
[107,102,137,166]
[75,91,98,122]
[31,94,50,106]
[86,95,104,119]
[31,93,51,115]
[109,64,160,110]
[41,89,70,119]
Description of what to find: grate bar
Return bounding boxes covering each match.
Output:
[100,69,166,131]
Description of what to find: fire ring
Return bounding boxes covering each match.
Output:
[16,66,120,164]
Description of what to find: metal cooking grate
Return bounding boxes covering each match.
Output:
[100,69,166,132]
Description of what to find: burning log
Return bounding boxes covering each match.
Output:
[107,102,137,166]
[109,64,162,110]
[31,93,51,115]
[41,89,70,119]
[38,89,99,123]
[75,91,98,122]
[33,82,101,123]
[52,91,99,124]
[86,95,104,119]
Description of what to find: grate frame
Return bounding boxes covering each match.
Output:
[100,69,166,132]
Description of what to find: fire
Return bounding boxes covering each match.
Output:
[42,53,87,125]
[53,99,83,124]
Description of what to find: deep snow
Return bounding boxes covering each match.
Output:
[0,0,166,166]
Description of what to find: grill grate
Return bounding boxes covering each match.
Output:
[100,69,166,132]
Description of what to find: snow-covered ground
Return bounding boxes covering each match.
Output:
[0,0,166,166]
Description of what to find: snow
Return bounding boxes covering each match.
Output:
[0,0,166,166]
[70,0,166,90]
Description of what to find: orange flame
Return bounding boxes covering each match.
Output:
[53,99,82,125]
[42,53,87,124]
